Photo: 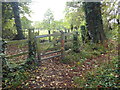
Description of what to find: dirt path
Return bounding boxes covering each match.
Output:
[19,52,114,89]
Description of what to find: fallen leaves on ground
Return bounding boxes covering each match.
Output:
[18,50,115,89]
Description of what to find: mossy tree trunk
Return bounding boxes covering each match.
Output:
[83,2,106,43]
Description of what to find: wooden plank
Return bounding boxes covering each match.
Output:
[41,50,61,56]
[6,39,28,45]
[41,54,61,60]
[61,31,65,60]
[5,51,29,59]
[35,32,61,38]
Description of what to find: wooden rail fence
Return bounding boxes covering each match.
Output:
[1,29,79,69]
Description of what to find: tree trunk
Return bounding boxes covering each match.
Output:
[11,2,25,40]
[83,2,106,43]
[48,30,51,42]
[71,24,74,31]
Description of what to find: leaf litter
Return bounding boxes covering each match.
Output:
[18,50,115,88]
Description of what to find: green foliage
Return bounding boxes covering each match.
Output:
[64,5,85,29]
[3,55,38,89]
[2,2,32,40]
[3,69,30,89]
[62,43,107,64]
[21,16,33,29]
[102,0,119,41]
[71,39,119,88]
[106,27,118,41]
[102,1,118,25]
[42,9,54,30]
[73,55,119,88]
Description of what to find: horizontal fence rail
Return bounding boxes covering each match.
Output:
[2,39,29,69]
[5,51,29,59]
[41,50,61,56]
[35,32,61,38]
[6,39,28,45]
[41,54,61,61]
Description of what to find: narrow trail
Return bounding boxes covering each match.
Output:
[19,51,114,89]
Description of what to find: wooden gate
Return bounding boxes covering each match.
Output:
[34,30,78,61]
[35,31,64,61]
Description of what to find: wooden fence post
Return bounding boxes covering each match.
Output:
[48,30,51,42]
[28,29,36,64]
[35,38,41,61]
[61,31,65,60]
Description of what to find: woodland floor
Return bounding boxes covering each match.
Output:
[17,50,116,89]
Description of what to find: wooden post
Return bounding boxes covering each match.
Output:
[36,38,41,60]
[38,28,40,35]
[38,28,40,36]
[28,29,35,63]
[61,31,65,60]
[48,30,51,42]
[37,28,38,35]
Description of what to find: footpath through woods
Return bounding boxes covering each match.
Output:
[18,46,118,89]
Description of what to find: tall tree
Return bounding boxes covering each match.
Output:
[43,9,54,41]
[83,2,106,43]
[2,2,15,39]
[10,2,25,40]
[66,1,107,43]
[43,9,54,30]
[2,2,31,40]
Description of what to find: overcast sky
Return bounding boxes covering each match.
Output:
[29,0,71,22]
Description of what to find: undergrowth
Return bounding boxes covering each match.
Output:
[3,69,30,89]
[63,39,119,88]
[73,55,119,88]
[62,42,107,64]
[2,59,38,89]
